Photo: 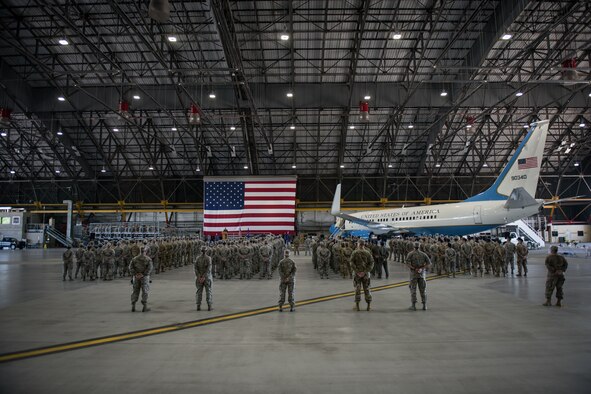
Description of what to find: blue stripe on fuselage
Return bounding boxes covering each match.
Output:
[409,225,500,236]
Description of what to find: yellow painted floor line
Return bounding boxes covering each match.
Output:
[0,273,449,364]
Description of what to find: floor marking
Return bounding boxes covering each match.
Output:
[0,273,448,363]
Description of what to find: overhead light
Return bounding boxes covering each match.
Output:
[56,131,63,136]
[58,39,69,46]
[291,165,297,169]
[570,142,576,148]
[392,33,402,40]
[523,124,529,128]
[564,148,572,154]
[574,162,580,167]
[440,90,448,97]
[466,124,472,129]
[209,92,216,99]
[112,128,119,132]
[133,95,140,100]
[435,163,441,168]
[148,165,154,170]
[55,169,61,174]
[515,92,524,97]
[280,34,289,41]
[101,168,106,173]
[171,127,177,131]
[57,96,66,101]
[243,165,249,169]
[167,36,177,42]
[349,125,355,129]
[408,124,414,129]
[9,170,15,174]
[286,92,293,98]
[579,122,586,128]
[483,163,488,167]
[589,92,591,97]
[388,164,393,168]
[230,126,236,130]
[196,167,201,172]
[364,95,371,100]
[501,34,512,40]
[290,125,295,130]
[0,132,7,137]
[339,164,345,168]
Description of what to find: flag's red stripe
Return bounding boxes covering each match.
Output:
[204,213,295,219]
[243,196,294,201]
[245,181,296,185]
[243,188,296,193]
[242,205,295,210]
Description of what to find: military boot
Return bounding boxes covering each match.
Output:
[279,305,283,312]
[131,303,136,312]
[366,302,371,311]
[422,303,427,311]
[409,303,416,311]
[208,305,212,311]
[542,298,551,306]
[355,302,360,311]
[555,299,562,307]
[197,304,201,311]
[290,305,295,312]
[142,303,150,312]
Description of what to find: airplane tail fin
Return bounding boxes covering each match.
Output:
[331,184,342,215]
[466,120,549,202]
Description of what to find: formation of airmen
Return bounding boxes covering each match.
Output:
[62,232,534,312]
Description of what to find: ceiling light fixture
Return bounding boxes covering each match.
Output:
[280,34,289,41]
[501,34,512,40]
[291,165,297,169]
[290,125,295,130]
[55,169,61,174]
[9,170,15,174]
[133,95,140,100]
[435,163,441,168]
[349,125,355,129]
[364,95,371,100]
[209,92,216,99]
[440,90,448,97]
[574,162,580,167]
[0,132,7,137]
[148,165,154,170]
[340,164,345,168]
[58,38,69,46]
[579,122,586,128]
[466,124,472,129]
[167,36,177,42]
[57,96,66,101]
[171,127,177,131]
[196,167,201,172]
[230,126,236,130]
[286,92,293,98]
[57,131,63,136]
[483,163,488,167]
[101,168,106,173]
[392,33,402,40]
[388,164,393,168]
[243,165,249,169]
[112,128,119,132]
[408,124,414,129]
[515,92,524,97]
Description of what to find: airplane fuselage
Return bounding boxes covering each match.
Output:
[342,199,543,236]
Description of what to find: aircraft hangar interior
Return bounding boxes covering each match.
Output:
[0,1,590,393]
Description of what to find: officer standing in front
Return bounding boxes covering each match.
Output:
[195,246,213,311]
[350,240,374,311]
[543,246,568,307]
[405,242,431,311]
[129,246,153,312]
[277,249,297,312]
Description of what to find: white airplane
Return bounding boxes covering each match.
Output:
[330,120,555,237]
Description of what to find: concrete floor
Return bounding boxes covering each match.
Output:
[0,248,590,393]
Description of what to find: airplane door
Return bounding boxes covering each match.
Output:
[473,206,482,224]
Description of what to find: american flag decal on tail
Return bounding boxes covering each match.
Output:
[517,157,538,170]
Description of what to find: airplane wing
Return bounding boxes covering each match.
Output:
[330,184,407,234]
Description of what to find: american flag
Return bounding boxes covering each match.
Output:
[203,177,296,236]
[518,157,538,170]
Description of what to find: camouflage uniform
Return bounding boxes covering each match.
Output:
[350,245,374,308]
[504,241,516,275]
[461,239,472,274]
[194,251,213,310]
[406,247,431,309]
[82,248,96,281]
[238,243,252,279]
[277,255,297,311]
[129,252,153,310]
[316,242,331,279]
[516,241,528,276]
[444,245,456,278]
[493,242,505,277]
[471,241,485,277]
[62,248,74,281]
[544,251,568,305]
[74,246,85,278]
[311,239,319,270]
[340,243,353,279]
[102,245,115,280]
[259,242,273,279]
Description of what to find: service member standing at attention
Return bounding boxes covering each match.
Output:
[277,250,297,312]
[516,238,529,277]
[62,246,74,281]
[405,242,431,311]
[543,246,568,307]
[350,240,374,311]
[129,246,154,312]
[194,246,213,311]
